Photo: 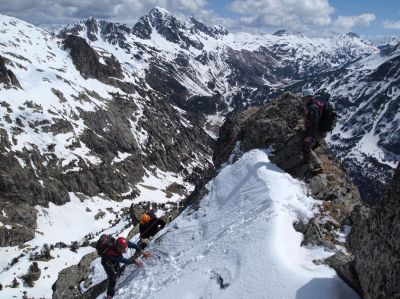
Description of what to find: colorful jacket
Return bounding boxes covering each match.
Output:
[102,241,142,265]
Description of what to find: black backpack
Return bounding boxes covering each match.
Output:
[95,234,115,256]
[317,100,337,133]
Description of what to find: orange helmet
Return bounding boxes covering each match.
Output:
[140,213,151,225]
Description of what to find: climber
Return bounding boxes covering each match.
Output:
[101,236,152,299]
[138,212,167,249]
[301,89,324,173]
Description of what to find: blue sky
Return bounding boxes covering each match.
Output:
[0,0,399,37]
[330,0,400,36]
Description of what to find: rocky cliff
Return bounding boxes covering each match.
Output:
[338,163,400,298]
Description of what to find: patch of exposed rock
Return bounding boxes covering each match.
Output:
[51,252,97,299]
[63,35,123,82]
[0,55,21,89]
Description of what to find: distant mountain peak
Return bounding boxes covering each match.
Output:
[149,6,175,21]
[188,16,228,37]
[273,30,288,36]
[346,32,360,38]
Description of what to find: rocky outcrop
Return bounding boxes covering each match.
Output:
[63,35,123,82]
[52,252,97,299]
[321,252,363,296]
[0,202,36,246]
[0,55,21,89]
[214,91,360,248]
[343,163,400,298]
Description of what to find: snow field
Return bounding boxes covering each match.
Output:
[109,149,359,299]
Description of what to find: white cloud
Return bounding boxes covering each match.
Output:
[0,0,210,25]
[0,0,381,36]
[333,14,376,33]
[228,0,334,31]
[382,20,400,30]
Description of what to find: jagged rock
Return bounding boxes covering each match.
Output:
[346,163,400,298]
[63,35,123,82]
[301,219,335,250]
[0,225,35,247]
[308,174,328,198]
[165,182,186,196]
[132,16,153,39]
[216,91,360,207]
[323,252,363,296]
[0,55,21,88]
[293,220,307,233]
[0,202,37,246]
[146,7,204,50]
[129,204,144,226]
[189,17,228,38]
[52,252,97,299]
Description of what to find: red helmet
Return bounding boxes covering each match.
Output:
[115,237,128,253]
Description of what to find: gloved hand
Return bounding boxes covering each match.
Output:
[132,258,144,267]
[141,251,153,258]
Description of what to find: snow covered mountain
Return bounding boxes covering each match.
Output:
[0,11,212,295]
[290,42,400,203]
[56,7,378,115]
[0,6,396,297]
[51,7,391,201]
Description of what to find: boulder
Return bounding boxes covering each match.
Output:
[52,252,97,299]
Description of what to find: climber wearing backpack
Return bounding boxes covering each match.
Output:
[138,212,166,249]
[97,235,152,299]
[301,89,325,173]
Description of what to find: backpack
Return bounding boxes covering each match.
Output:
[315,99,337,133]
[95,234,115,256]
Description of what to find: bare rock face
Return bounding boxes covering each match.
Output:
[0,202,36,246]
[63,35,123,82]
[346,163,400,298]
[0,55,21,88]
[52,252,97,299]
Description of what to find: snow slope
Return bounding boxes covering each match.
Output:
[105,150,359,299]
[0,169,192,298]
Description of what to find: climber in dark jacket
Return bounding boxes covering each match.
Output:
[302,89,324,172]
[101,237,152,299]
[138,212,166,249]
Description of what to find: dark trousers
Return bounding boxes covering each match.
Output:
[302,135,323,168]
[101,258,119,297]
